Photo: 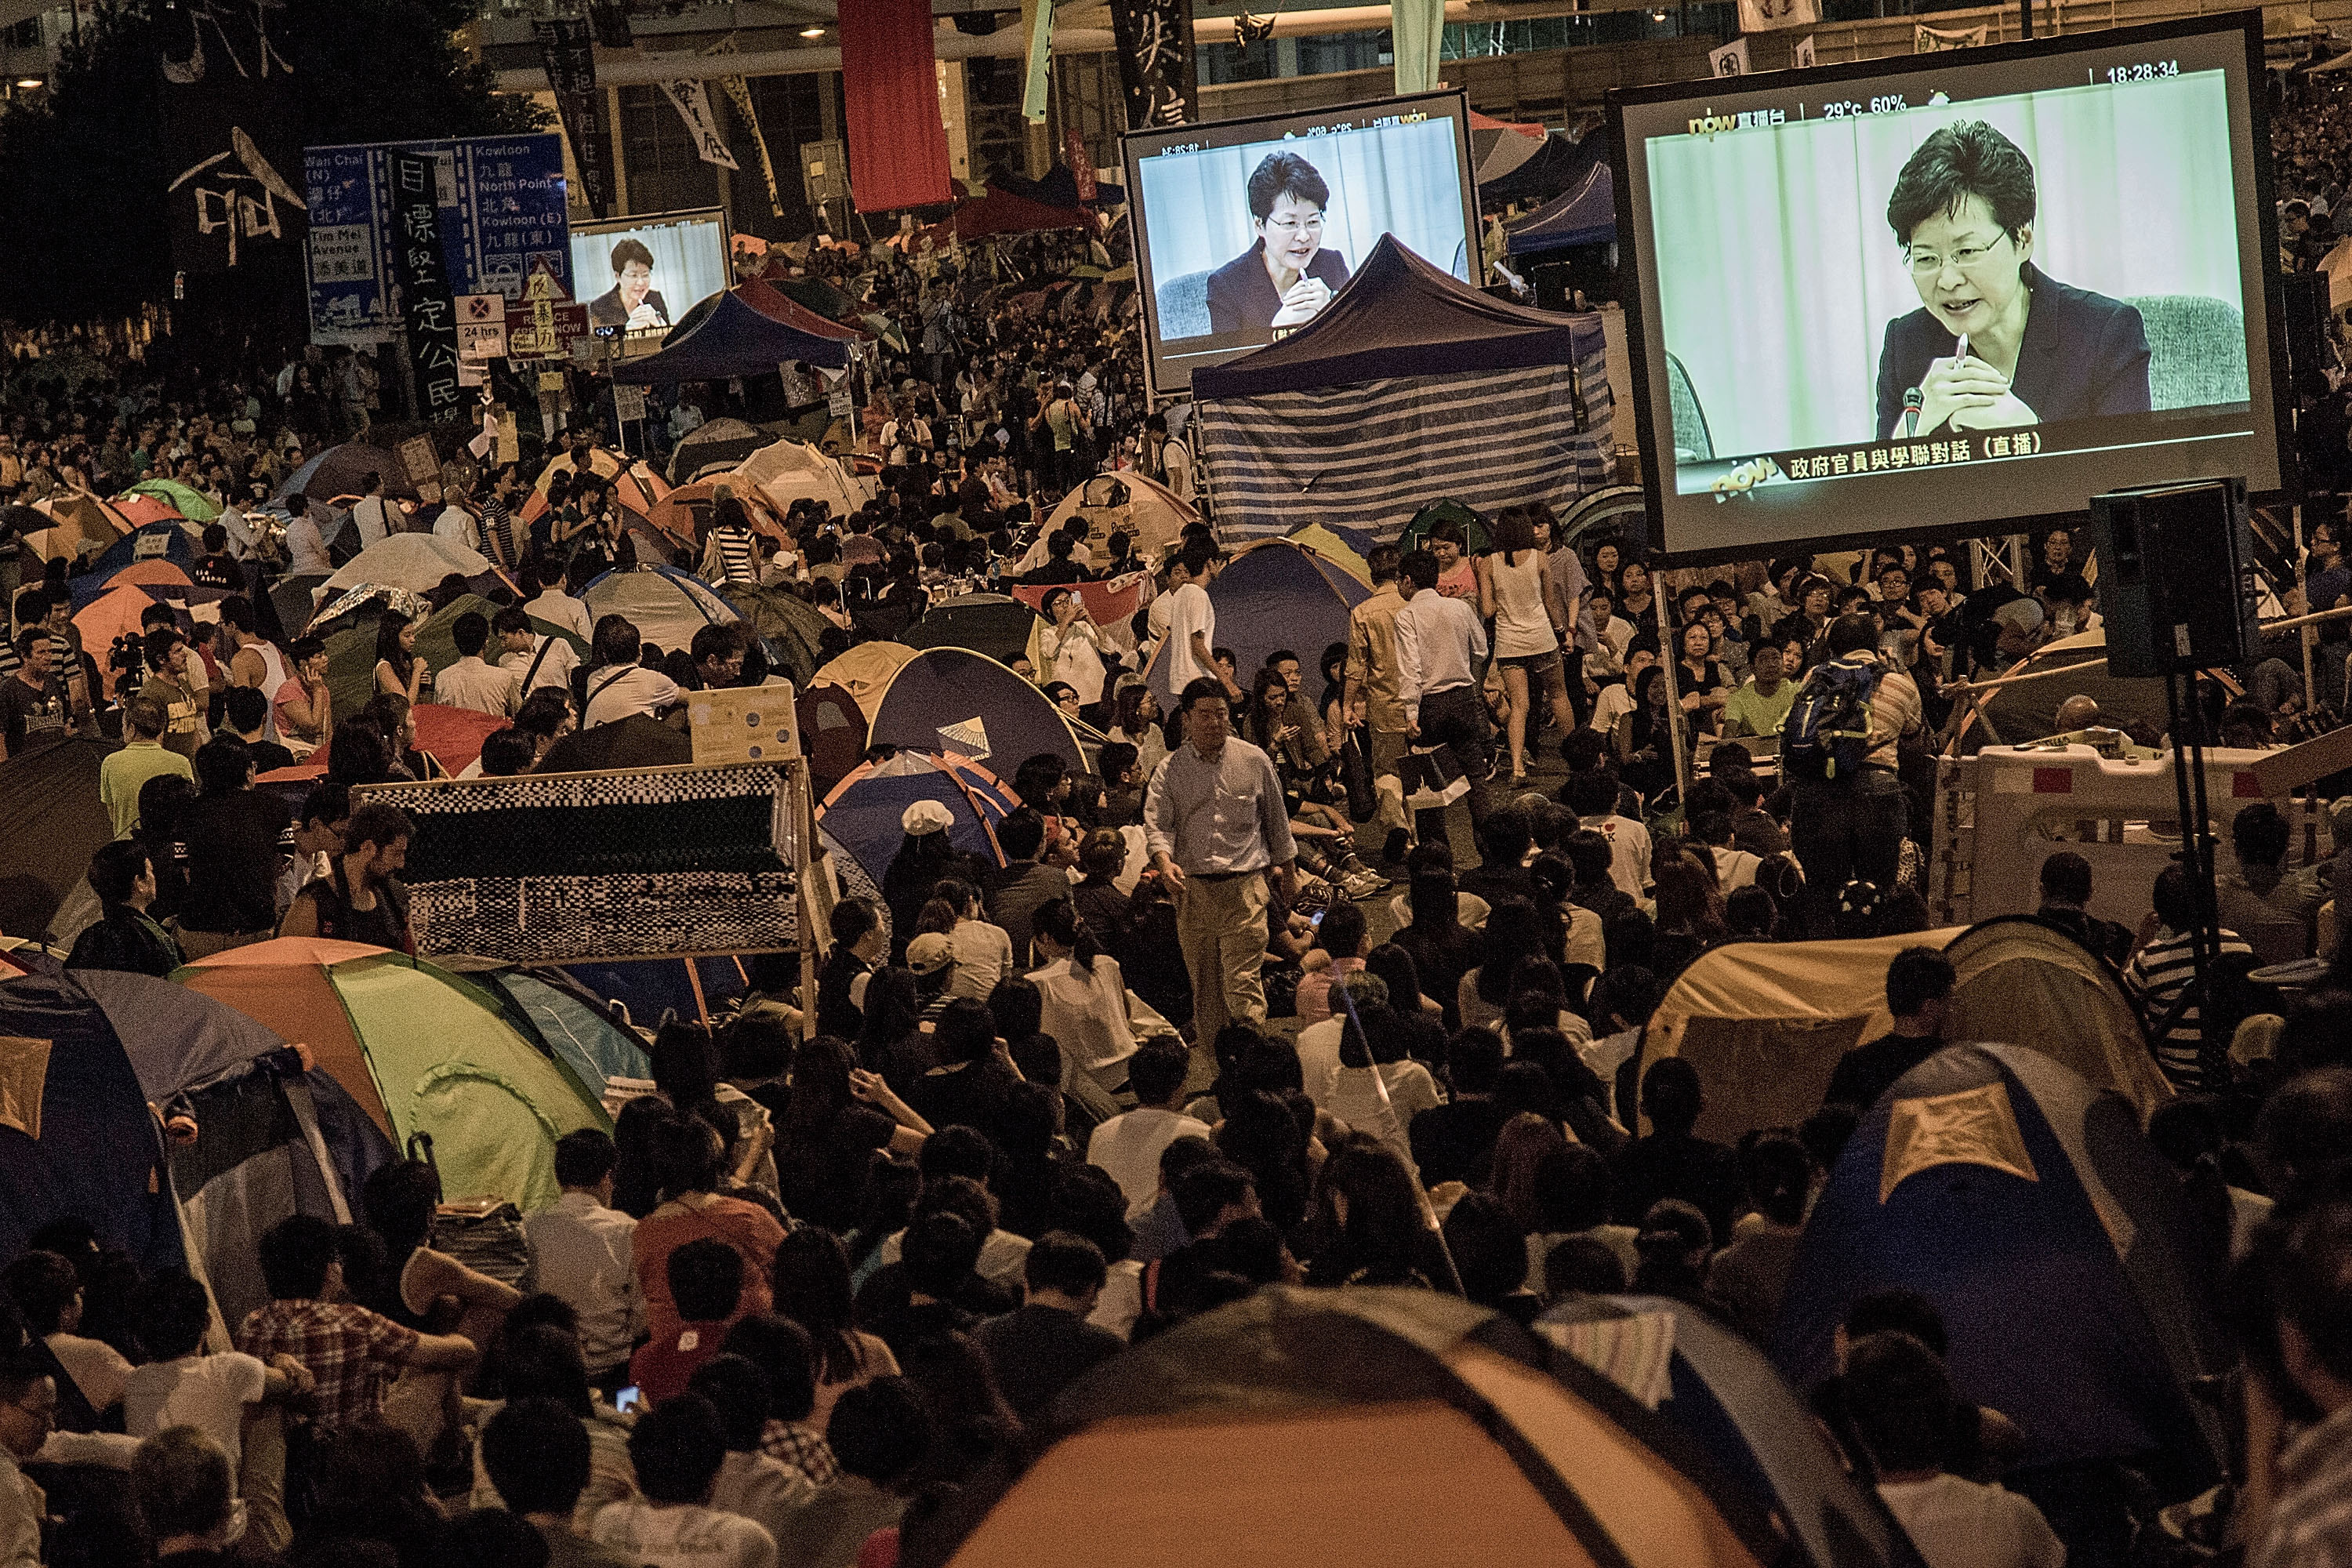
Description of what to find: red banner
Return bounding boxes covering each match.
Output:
[839,0,953,212]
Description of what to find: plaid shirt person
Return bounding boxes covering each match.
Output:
[234,1299,418,1428]
[760,1417,840,1488]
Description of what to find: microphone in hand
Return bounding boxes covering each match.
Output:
[1902,386,1923,438]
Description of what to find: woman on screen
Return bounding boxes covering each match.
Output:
[1205,151,1352,336]
[1873,121,2150,442]
[588,238,671,332]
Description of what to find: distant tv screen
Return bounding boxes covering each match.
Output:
[568,208,728,344]
[1124,91,1481,394]
[1611,13,2288,562]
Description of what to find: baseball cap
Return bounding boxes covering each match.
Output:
[902,800,953,837]
[906,931,955,976]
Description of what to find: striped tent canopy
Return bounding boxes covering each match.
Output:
[1194,234,1612,543]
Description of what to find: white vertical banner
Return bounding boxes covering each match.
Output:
[1708,38,1751,76]
[659,78,739,169]
[1793,33,1817,67]
[1737,0,1819,31]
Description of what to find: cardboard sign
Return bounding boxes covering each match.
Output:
[688,683,800,766]
[612,383,646,422]
[504,300,587,359]
[397,434,441,486]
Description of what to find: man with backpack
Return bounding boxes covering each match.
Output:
[1783,614,1921,937]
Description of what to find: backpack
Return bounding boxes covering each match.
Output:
[1780,658,1882,781]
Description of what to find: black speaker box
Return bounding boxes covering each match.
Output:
[2088,478,2257,678]
[2284,271,2331,400]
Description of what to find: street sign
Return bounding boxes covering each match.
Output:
[456,293,507,360]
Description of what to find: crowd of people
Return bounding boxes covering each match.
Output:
[12,79,2352,1568]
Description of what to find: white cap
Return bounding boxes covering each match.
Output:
[902,800,954,837]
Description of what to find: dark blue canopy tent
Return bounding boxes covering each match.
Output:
[1145,538,1368,712]
[0,971,189,1275]
[1506,163,1617,256]
[1479,129,1605,205]
[71,521,197,606]
[1772,1043,2233,1501]
[869,646,1089,775]
[612,286,851,384]
[1192,235,1614,543]
[75,968,393,1327]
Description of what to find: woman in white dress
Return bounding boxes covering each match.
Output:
[1477,505,1576,784]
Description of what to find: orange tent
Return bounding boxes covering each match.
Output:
[256,703,511,783]
[176,937,611,1210]
[109,561,194,591]
[920,1289,1772,1568]
[33,492,133,556]
[519,448,670,529]
[112,495,183,528]
[647,477,789,552]
[74,584,167,698]
[176,937,392,1132]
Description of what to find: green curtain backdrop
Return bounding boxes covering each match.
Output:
[1646,71,2245,456]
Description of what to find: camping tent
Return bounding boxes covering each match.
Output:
[869,646,1089,775]
[321,592,579,724]
[177,938,612,1213]
[1508,163,1618,256]
[67,967,393,1327]
[125,477,219,523]
[75,583,185,697]
[111,494,185,529]
[275,442,412,503]
[1028,472,1196,565]
[518,449,673,564]
[818,750,1019,894]
[730,438,867,517]
[32,492,133,558]
[737,277,866,341]
[1537,1296,1926,1568]
[1772,1043,2233,1498]
[1944,917,2174,1120]
[585,564,741,660]
[611,286,851,382]
[1471,109,1550,187]
[1642,918,2172,1138]
[1639,931,1968,1141]
[318,533,492,598]
[952,185,1088,240]
[797,682,869,799]
[903,593,1044,670]
[649,477,789,550]
[259,705,513,786]
[907,1287,1775,1568]
[1287,522,1374,586]
[720,582,831,688]
[1148,537,1369,710]
[436,960,655,1113]
[0,971,188,1276]
[1192,235,1613,543]
[0,737,117,942]
[1480,129,1606,205]
[815,641,917,717]
[73,521,198,604]
[667,417,776,482]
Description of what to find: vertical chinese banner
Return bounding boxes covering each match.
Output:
[1108,0,1198,129]
[158,3,305,276]
[536,18,612,218]
[390,151,464,421]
